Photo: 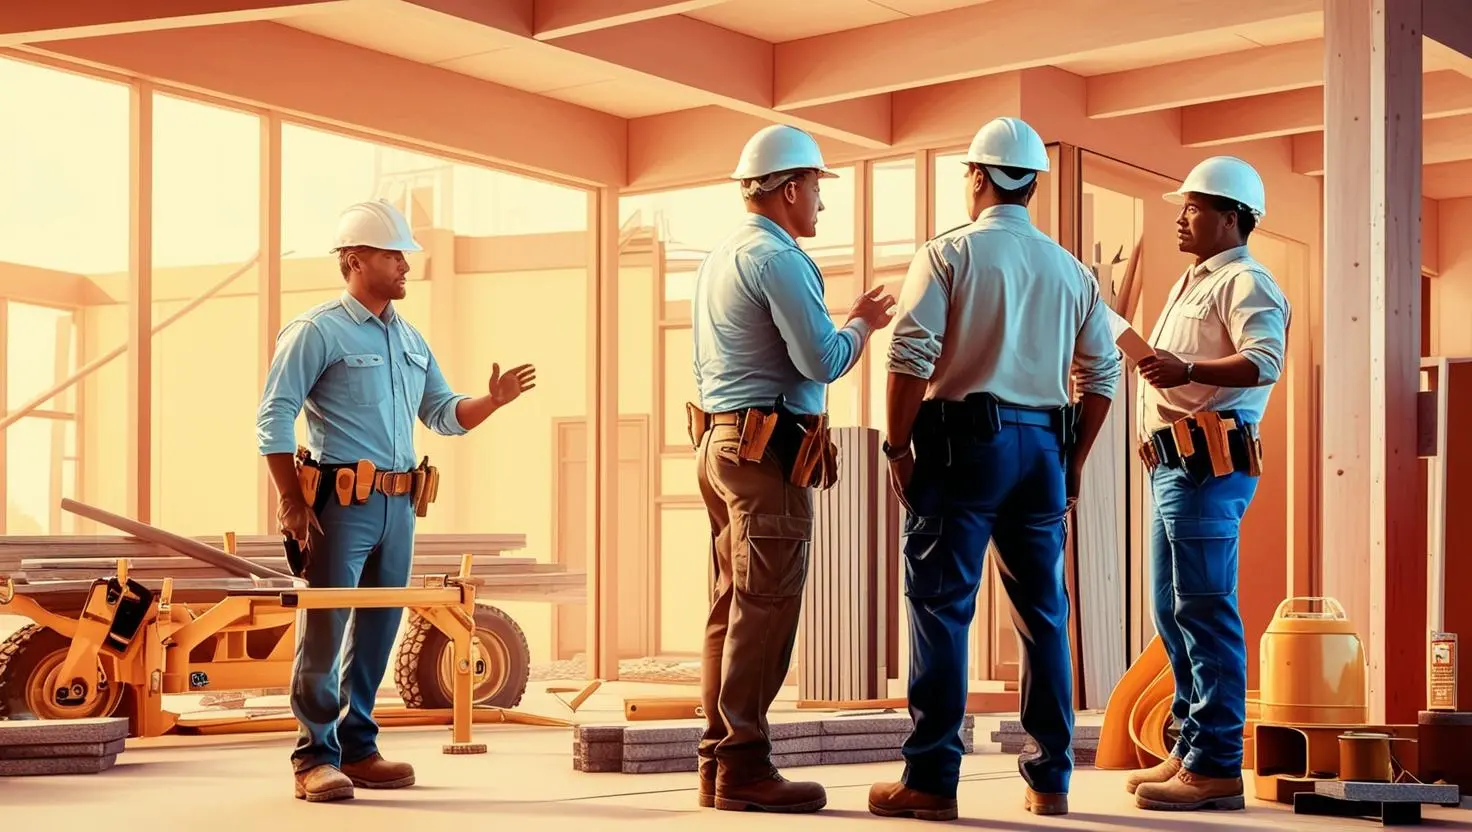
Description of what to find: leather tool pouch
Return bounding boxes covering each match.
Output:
[294,446,320,507]
[1243,421,1264,477]
[738,409,779,463]
[354,460,376,504]
[686,402,711,449]
[334,468,355,507]
[790,415,840,490]
[1196,411,1235,477]
[411,456,441,518]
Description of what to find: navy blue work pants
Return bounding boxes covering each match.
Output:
[1148,462,1258,778]
[898,415,1073,798]
[289,489,416,773]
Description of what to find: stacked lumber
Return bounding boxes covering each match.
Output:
[989,720,1099,767]
[0,717,128,776]
[574,714,975,774]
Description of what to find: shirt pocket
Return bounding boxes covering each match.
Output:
[1168,302,1214,357]
[403,350,429,406]
[341,353,385,406]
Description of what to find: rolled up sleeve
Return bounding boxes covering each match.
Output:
[759,249,863,384]
[887,242,950,380]
[257,320,327,456]
[418,347,470,436]
[1219,269,1290,385]
[1072,283,1123,399]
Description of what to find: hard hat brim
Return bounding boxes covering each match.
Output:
[729,166,839,181]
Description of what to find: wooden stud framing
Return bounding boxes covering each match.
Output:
[586,186,620,680]
[128,81,153,524]
[258,112,281,534]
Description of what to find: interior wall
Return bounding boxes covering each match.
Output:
[1433,197,1472,357]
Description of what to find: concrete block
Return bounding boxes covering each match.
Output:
[572,741,622,763]
[1315,780,1461,804]
[0,754,118,776]
[575,725,625,743]
[996,720,1100,739]
[0,717,129,747]
[0,738,126,760]
[821,747,904,765]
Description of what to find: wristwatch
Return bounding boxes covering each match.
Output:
[1184,362,1195,383]
[882,440,912,460]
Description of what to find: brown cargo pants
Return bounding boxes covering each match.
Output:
[695,419,813,786]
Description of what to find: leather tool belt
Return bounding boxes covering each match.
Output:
[686,401,839,490]
[915,392,1076,449]
[1139,411,1263,478]
[296,447,441,515]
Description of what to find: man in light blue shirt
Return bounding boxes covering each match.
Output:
[256,199,535,803]
[688,124,894,815]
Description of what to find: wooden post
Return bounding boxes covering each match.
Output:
[585,187,620,681]
[1321,0,1425,724]
[128,81,153,524]
[259,113,282,535]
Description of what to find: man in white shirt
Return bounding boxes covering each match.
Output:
[867,117,1122,821]
[1126,156,1290,812]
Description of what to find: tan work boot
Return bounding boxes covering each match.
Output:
[294,764,354,803]
[1024,787,1068,815]
[1134,769,1245,811]
[1126,755,1183,794]
[868,781,959,821]
[697,760,716,808]
[715,771,827,813]
[340,753,415,789]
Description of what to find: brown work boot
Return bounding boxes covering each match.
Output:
[1134,769,1245,811]
[1024,787,1068,815]
[698,760,716,808]
[340,753,415,789]
[868,781,958,821]
[294,764,354,802]
[715,770,827,813]
[1126,755,1183,794]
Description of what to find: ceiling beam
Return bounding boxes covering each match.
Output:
[1293,113,1472,175]
[402,0,891,147]
[1426,0,1472,62]
[533,0,728,40]
[0,0,354,46]
[1183,70,1472,146]
[1087,39,1323,118]
[771,0,1321,109]
[22,21,627,186]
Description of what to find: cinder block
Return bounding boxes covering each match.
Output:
[821,747,904,765]
[0,718,129,747]
[572,741,622,763]
[575,725,625,743]
[0,738,126,760]
[1316,780,1461,805]
[0,754,118,776]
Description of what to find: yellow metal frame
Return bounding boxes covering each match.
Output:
[0,554,547,754]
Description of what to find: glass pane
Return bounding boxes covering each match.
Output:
[802,165,855,266]
[872,157,917,270]
[7,303,75,412]
[663,327,696,448]
[932,152,971,236]
[6,417,54,534]
[660,505,711,654]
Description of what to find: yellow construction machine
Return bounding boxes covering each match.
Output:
[0,499,575,752]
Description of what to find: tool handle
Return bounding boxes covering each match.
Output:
[1273,596,1348,621]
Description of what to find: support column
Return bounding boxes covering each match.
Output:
[585,187,620,681]
[1321,0,1424,724]
[258,113,282,534]
[128,82,153,524]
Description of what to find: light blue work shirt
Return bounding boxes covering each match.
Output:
[691,214,871,415]
[256,291,468,471]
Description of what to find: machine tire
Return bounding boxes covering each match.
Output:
[393,603,529,711]
[0,624,130,721]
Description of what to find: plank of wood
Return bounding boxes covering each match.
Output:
[17,555,549,571]
[0,533,528,560]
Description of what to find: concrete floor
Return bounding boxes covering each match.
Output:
[4,680,1471,831]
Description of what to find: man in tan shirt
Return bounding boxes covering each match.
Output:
[1125,156,1291,812]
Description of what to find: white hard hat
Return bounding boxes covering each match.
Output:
[729,124,837,181]
[331,199,422,253]
[1165,156,1266,218]
[964,117,1050,190]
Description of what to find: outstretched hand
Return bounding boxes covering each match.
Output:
[489,362,537,407]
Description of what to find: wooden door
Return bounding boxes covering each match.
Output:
[553,416,652,661]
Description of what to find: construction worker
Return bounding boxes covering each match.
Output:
[1127,156,1289,812]
[256,199,536,803]
[867,116,1122,821]
[689,123,895,814]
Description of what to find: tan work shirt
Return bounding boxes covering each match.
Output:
[887,204,1121,407]
[1137,244,1291,437]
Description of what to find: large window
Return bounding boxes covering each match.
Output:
[0,57,129,534]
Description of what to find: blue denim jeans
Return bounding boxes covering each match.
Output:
[289,489,416,773]
[899,417,1074,798]
[1149,462,1258,779]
